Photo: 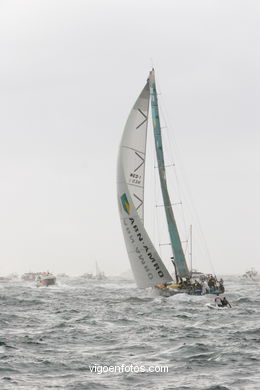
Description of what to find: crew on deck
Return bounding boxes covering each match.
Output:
[155,274,224,295]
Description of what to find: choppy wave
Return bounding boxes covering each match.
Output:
[0,276,259,389]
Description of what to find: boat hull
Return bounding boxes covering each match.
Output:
[206,303,229,310]
[155,286,225,297]
[37,276,56,287]
[189,287,225,296]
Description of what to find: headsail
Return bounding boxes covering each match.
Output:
[117,81,173,288]
[149,69,190,279]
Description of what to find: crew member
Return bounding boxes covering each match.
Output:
[215,294,222,307]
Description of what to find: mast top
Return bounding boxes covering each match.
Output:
[149,68,155,84]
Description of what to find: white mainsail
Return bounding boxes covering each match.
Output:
[117,81,173,288]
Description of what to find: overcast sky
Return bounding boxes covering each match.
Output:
[0,0,259,277]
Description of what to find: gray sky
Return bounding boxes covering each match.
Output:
[0,0,259,277]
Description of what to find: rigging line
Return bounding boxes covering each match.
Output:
[150,120,163,259]
[154,72,211,270]
[152,135,174,274]
[154,163,175,168]
[158,99,188,235]
[154,139,162,258]
[171,159,189,243]
[158,90,216,275]
[149,57,155,70]
[156,202,182,208]
[155,92,189,256]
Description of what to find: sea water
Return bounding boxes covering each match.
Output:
[0,276,259,389]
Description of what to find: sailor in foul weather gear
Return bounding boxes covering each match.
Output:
[201,280,210,295]
[221,297,231,308]
[215,294,222,307]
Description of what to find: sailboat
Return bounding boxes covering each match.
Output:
[95,261,107,280]
[81,262,107,280]
[117,69,224,296]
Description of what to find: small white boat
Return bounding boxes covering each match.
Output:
[36,273,56,287]
[206,303,229,310]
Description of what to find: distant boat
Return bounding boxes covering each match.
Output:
[22,272,43,281]
[94,261,107,281]
[117,69,224,296]
[0,276,11,283]
[81,262,107,281]
[36,272,56,287]
[81,272,94,280]
[242,268,259,281]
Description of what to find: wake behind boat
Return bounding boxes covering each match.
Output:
[206,303,229,310]
[117,69,224,297]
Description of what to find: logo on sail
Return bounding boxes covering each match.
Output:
[121,193,130,214]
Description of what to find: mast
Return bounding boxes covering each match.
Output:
[149,69,190,280]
